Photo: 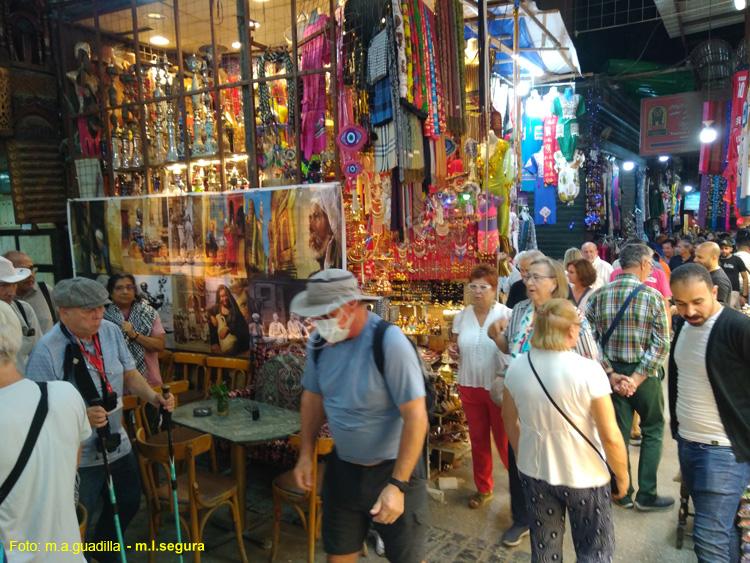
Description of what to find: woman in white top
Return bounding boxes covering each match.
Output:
[502,299,628,562]
[567,258,597,313]
[451,264,512,509]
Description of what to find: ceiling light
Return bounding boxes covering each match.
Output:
[699,122,718,144]
[735,0,746,10]
[248,19,261,30]
[231,41,242,50]
[516,80,531,97]
[622,160,635,171]
[147,12,165,20]
[514,54,544,77]
[149,35,170,47]
[684,184,694,193]
[658,155,669,162]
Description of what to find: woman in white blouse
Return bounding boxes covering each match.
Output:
[502,299,628,561]
[451,264,512,509]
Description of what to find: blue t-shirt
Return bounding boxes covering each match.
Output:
[26,320,136,467]
[302,313,426,465]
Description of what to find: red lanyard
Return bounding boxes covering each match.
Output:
[78,334,114,396]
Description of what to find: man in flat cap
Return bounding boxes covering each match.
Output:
[26,277,174,561]
[291,269,429,563]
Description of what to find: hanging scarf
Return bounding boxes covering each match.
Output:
[104,300,158,377]
[257,50,296,131]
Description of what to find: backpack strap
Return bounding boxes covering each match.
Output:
[38,281,58,324]
[372,318,391,376]
[0,382,49,507]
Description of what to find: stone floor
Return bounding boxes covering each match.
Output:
[122,387,697,562]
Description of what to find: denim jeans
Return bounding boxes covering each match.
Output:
[677,437,750,563]
[78,451,141,563]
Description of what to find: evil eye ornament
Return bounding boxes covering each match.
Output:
[337,125,368,154]
[283,148,296,162]
[445,138,457,157]
[344,161,364,178]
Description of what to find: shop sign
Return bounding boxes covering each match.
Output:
[640,92,703,156]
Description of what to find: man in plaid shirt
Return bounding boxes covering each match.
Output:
[586,243,673,511]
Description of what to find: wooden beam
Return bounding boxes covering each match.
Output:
[518,3,578,75]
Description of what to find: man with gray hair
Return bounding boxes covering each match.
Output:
[506,250,545,309]
[581,241,613,289]
[586,243,673,511]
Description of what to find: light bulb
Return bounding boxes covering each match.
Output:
[149,35,169,47]
[658,155,669,162]
[684,185,694,193]
[622,161,635,172]
[699,125,718,144]
[735,0,746,10]
[231,41,242,50]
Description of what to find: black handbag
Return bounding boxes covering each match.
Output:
[527,353,619,496]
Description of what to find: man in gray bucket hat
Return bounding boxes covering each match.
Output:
[290,269,429,562]
[26,277,174,561]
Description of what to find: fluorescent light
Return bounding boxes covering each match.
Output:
[149,35,169,47]
[514,54,544,77]
[622,160,635,171]
[147,12,165,20]
[684,184,694,193]
[699,124,718,144]
[735,0,746,10]
[658,155,669,162]
[231,41,242,50]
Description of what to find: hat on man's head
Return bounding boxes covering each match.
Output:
[719,238,734,248]
[0,256,30,284]
[54,277,111,309]
[290,268,378,318]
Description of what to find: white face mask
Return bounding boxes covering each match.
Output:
[315,312,353,344]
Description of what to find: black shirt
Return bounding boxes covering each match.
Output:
[668,255,683,270]
[710,268,732,304]
[719,255,747,292]
[506,280,527,309]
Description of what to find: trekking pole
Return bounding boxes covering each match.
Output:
[161,385,185,563]
[90,399,128,563]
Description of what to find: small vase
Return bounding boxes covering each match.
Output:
[216,396,229,416]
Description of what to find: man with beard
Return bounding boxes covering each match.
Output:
[669,264,750,562]
[309,192,341,272]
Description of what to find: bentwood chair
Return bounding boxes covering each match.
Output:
[135,429,248,563]
[205,356,253,394]
[270,434,334,563]
[171,352,209,403]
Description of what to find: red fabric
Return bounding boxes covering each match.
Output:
[543,116,559,185]
[458,385,509,493]
[724,70,749,210]
[699,101,725,175]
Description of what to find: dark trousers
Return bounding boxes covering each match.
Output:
[78,451,141,563]
[508,445,529,526]
[611,375,665,503]
[520,473,615,562]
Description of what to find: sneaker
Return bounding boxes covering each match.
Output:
[630,436,642,447]
[501,524,530,547]
[614,496,634,509]
[635,495,675,512]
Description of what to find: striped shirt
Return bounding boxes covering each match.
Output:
[585,273,670,376]
[504,299,600,361]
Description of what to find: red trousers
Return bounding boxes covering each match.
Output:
[458,385,509,494]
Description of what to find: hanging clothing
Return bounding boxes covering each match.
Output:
[518,212,537,251]
[477,195,500,254]
[551,93,585,162]
[555,150,585,205]
[543,116,559,185]
[534,179,557,225]
[301,14,331,159]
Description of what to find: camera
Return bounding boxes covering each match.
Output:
[21,326,35,337]
[90,395,122,453]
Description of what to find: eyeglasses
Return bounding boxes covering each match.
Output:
[114,284,136,291]
[522,274,555,283]
[468,283,492,292]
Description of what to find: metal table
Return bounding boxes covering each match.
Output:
[172,398,301,528]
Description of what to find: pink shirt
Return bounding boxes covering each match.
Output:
[143,315,165,386]
[610,267,672,298]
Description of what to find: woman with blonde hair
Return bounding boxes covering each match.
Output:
[488,256,599,547]
[502,299,628,561]
[563,247,583,269]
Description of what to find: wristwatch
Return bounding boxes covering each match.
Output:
[388,477,409,493]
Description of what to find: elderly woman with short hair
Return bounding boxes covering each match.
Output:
[488,256,600,547]
[502,299,628,561]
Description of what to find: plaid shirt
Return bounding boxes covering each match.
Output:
[585,273,669,377]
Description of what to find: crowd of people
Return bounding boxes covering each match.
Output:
[1,231,750,563]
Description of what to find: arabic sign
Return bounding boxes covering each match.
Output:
[640,92,703,156]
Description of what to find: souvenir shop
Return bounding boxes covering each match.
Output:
[56,0,597,471]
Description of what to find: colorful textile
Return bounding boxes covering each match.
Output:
[367,29,389,84]
[552,93,585,162]
[585,273,670,376]
[543,116,559,185]
[534,180,557,225]
[301,15,330,159]
[374,122,397,172]
[371,78,393,127]
[555,150,585,205]
[521,115,544,165]
[477,195,500,254]
[724,70,749,212]
[257,50,296,130]
[391,0,408,99]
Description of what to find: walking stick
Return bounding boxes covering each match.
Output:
[91,398,128,563]
[161,385,185,563]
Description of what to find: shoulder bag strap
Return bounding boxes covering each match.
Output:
[600,283,646,350]
[0,382,49,507]
[12,299,29,327]
[38,282,58,324]
[527,353,612,472]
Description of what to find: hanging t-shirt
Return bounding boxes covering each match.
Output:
[552,94,585,162]
[534,179,557,225]
[542,116,559,185]
[521,115,544,166]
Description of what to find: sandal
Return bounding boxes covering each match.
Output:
[468,491,493,509]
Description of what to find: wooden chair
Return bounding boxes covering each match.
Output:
[171,352,209,403]
[205,356,252,393]
[158,350,175,382]
[270,434,334,563]
[135,428,248,563]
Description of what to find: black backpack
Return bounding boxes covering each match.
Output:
[312,318,436,419]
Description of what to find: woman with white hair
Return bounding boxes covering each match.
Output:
[0,300,92,562]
